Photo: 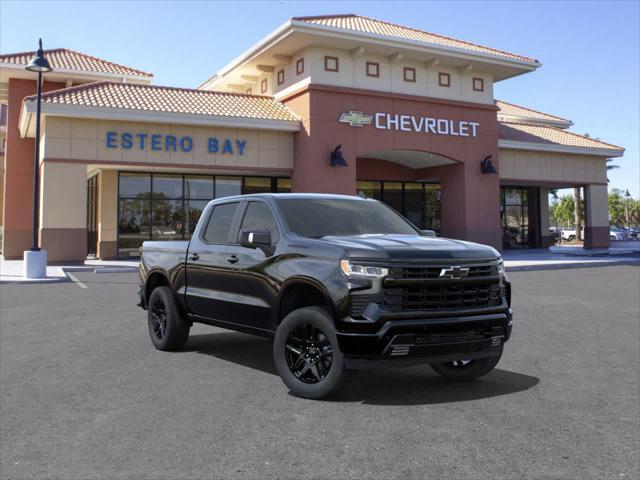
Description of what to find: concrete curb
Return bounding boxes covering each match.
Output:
[94,267,139,274]
[506,259,640,272]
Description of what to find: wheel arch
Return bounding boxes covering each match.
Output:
[275,278,336,326]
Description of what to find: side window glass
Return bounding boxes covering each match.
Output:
[203,202,239,244]
[239,202,280,243]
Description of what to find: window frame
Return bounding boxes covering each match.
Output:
[296,58,304,75]
[245,87,252,95]
[324,55,339,72]
[260,78,268,94]
[472,77,484,92]
[200,200,242,246]
[438,72,451,87]
[366,61,380,78]
[277,69,284,85]
[236,200,282,244]
[403,67,416,83]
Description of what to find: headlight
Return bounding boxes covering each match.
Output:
[340,260,388,278]
[497,259,506,276]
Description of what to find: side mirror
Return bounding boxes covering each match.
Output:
[419,229,437,237]
[240,230,272,249]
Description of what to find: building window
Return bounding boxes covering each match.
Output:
[403,67,416,82]
[473,77,484,92]
[324,55,339,72]
[438,72,450,87]
[366,62,380,78]
[356,180,441,232]
[117,173,290,258]
[245,87,252,94]
[260,78,268,94]
[296,58,304,75]
[277,69,284,85]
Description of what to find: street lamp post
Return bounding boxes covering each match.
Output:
[23,39,53,279]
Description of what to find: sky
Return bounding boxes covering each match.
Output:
[1,0,638,197]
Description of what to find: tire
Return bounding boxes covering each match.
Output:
[567,235,575,242]
[273,306,345,399]
[147,286,190,351]
[430,349,502,382]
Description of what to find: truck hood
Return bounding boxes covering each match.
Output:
[316,234,500,262]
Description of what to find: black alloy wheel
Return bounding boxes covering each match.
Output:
[285,323,334,384]
[146,286,190,351]
[273,306,346,399]
[150,297,168,342]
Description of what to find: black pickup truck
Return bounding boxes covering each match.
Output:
[138,193,512,399]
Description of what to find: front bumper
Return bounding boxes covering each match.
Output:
[337,309,512,368]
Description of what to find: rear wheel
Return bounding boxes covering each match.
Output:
[273,307,345,399]
[430,349,502,381]
[147,286,190,351]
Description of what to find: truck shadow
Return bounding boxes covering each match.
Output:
[186,332,540,406]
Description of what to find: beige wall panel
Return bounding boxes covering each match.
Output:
[44,137,71,158]
[499,149,608,184]
[45,117,72,138]
[585,184,609,227]
[42,118,293,169]
[71,119,98,140]
[71,138,98,161]
[39,162,86,229]
[98,170,118,242]
[258,131,280,150]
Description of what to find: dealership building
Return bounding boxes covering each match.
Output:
[0,14,624,261]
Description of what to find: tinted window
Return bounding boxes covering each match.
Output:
[239,202,279,243]
[203,203,239,244]
[276,198,417,238]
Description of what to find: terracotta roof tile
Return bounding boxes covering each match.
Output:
[0,48,152,78]
[293,14,538,64]
[499,122,623,153]
[27,82,299,122]
[496,100,571,126]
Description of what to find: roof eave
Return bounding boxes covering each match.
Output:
[498,115,574,129]
[19,99,300,137]
[0,61,153,82]
[498,139,624,158]
[199,18,540,89]
[289,20,541,71]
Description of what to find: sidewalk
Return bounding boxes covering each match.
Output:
[502,249,639,272]
[0,258,139,284]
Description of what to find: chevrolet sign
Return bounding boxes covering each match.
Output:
[338,111,373,127]
[439,266,470,280]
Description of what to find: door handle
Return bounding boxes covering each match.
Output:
[227,255,239,264]
[189,253,199,261]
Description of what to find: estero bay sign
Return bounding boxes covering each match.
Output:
[339,111,480,137]
[105,131,248,155]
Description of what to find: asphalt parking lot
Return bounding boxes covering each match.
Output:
[1,266,639,479]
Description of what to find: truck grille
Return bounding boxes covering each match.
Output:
[349,261,503,316]
[388,264,498,279]
[383,281,501,311]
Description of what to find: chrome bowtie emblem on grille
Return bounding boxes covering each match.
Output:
[338,111,373,127]
[439,266,470,280]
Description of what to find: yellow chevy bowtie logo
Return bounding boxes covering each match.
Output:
[338,111,373,127]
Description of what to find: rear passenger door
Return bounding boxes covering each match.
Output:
[185,201,243,322]
[223,201,282,330]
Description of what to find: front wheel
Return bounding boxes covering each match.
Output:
[430,350,502,382]
[273,307,345,399]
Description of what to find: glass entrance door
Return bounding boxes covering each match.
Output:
[501,186,539,248]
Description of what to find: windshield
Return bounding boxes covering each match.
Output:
[275,197,418,237]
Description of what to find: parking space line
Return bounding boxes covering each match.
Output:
[66,272,88,289]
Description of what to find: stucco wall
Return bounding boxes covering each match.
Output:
[499,148,607,184]
[273,46,494,105]
[41,117,294,171]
